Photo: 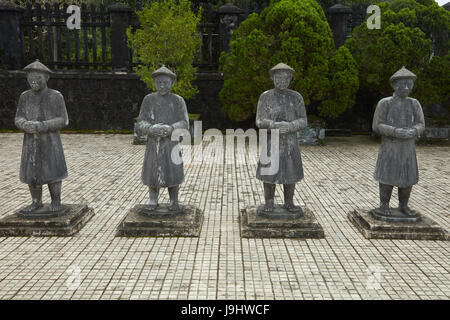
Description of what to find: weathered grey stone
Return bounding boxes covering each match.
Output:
[218,3,243,53]
[257,205,303,219]
[126,66,202,236]
[251,63,324,239]
[348,209,449,240]
[256,63,307,213]
[297,126,325,145]
[3,60,96,236]
[240,206,324,239]
[139,203,183,218]
[0,204,94,236]
[133,117,147,145]
[15,60,69,215]
[116,204,203,237]
[371,207,421,223]
[135,66,189,209]
[371,66,425,220]
[19,204,70,219]
[422,127,450,140]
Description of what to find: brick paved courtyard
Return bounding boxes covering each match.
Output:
[0,133,448,300]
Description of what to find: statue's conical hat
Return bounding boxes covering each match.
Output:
[151,65,176,81]
[269,63,295,76]
[390,66,417,82]
[23,59,52,74]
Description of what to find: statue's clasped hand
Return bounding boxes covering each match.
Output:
[23,121,47,134]
[273,121,291,134]
[149,123,173,138]
[394,127,416,139]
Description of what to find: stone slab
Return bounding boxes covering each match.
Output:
[116,204,203,237]
[371,207,421,223]
[348,208,449,240]
[240,206,325,239]
[18,204,70,218]
[257,204,302,219]
[139,203,183,217]
[0,204,94,237]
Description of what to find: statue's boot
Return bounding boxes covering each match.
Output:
[379,183,393,215]
[148,187,159,211]
[22,185,43,213]
[263,183,275,212]
[49,181,63,211]
[398,186,416,216]
[168,186,180,211]
[283,184,300,212]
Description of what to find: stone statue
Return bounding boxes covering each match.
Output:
[256,63,307,214]
[136,66,189,212]
[372,66,425,220]
[15,60,69,214]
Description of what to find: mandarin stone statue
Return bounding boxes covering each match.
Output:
[372,66,425,221]
[348,66,448,240]
[0,60,94,236]
[136,66,189,213]
[15,60,69,215]
[256,63,307,216]
[239,63,324,239]
[116,66,203,237]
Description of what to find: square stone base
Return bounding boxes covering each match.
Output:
[0,204,95,237]
[116,204,203,237]
[240,206,325,239]
[348,209,449,240]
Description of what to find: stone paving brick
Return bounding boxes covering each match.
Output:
[0,133,448,300]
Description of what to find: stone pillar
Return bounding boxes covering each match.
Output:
[0,2,25,69]
[327,4,352,49]
[108,3,132,72]
[218,3,243,53]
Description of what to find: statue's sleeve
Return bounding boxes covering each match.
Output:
[412,99,425,136]
[15,93,27,130]
[42,92,69,131]
[255,94,274,129]
[136,96,153,134]
[172,96,189,130]
[289,93,307,132]
[372,99,396,137]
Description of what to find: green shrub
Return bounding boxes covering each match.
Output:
[127,0,202,99]
[219,0,359,122]
[345,0,449,112]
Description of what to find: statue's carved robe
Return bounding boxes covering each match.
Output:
[15,88,69,185]
[137,92,189,187]
[256,89,307,184]
[373,96,425,187]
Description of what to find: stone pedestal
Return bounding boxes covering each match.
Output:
[0,204,94,236]
[240,205,325,239]
[348,208,449,240]
[297,126,325,145]
[116,204,203,237]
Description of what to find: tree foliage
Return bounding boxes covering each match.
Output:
[219,0,359,122]
[345,0,449,111]
[127,0,202,99]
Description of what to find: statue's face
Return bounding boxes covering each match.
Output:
[392,78,414,98]
[154,75,173,96]
[221,14,237,28]
[27,72,48,92]
[272,71,292,90]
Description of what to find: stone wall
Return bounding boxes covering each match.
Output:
[0,71,231,131]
